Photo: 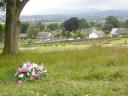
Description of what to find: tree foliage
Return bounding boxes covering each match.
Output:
[27,22,40,39]
[38,22,45,31]
[47,23,59,31]
[20,22,29,33]
[64,17,79,31]
[79,19,90,29]
[0,0,6,9]
[102,24,113,35]
[125,19,128,28]
[105,16,120,28]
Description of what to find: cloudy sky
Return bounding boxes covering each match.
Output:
[21,0,128,15]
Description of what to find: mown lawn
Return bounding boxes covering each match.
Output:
[0,46,128,96]
[110,38,128,44]
[20,44,90,52]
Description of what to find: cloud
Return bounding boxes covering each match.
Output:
[21,0,128,15]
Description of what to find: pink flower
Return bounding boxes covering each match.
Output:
[16,80,23,84]
[27,64,33,68]
[18,67,27,73]
[35,73,40,78]
[31,71,36,77]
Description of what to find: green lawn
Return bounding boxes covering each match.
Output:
[110,38,128,44]
[20,44,90,52]
[0,46,128,96]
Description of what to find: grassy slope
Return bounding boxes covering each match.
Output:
[20,44,90,52]
[0,47,128,96]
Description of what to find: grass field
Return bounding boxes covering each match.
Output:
[110,38,128,44]
[20,44,90,53]
[0,46,128,96]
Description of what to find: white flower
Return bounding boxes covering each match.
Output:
[18,74,24,78]
[33,63,38,68]
[27,67,32,72]
[22,64,27,68]
[38,65,44,70]
[43,69,47,73]
[27,72,30,76]
[14,73,18,77]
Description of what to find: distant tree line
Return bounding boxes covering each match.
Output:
[1,16,128,40]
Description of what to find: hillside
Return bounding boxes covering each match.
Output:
[19,9,128,22]
[0,46,128,95]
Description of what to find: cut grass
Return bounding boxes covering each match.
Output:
[110,38,128,44]
[0,46,128,95]
[20,44,90,52]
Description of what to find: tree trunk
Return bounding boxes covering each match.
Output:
[3,0,28,54]
[3,0,18,54]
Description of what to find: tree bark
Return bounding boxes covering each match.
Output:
[3,0,17,54]
[3,0,28,54]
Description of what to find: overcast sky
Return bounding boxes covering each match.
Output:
[21,0,128,15]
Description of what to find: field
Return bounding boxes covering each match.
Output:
[0,44,128,95]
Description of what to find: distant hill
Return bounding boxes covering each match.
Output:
[20,15,67,22]
[68,9,128,17]
[93,10,128,17]
[19,9,128,22]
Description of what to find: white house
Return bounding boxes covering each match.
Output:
[89,28,104,39]
[110,28,128,37]
[110,28,118,36]
[36,32,54,41]
[81,27,104,39]
[81,28,94,38]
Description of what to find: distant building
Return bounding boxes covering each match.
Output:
[36,32,54,41]
[81,28,94,38]
[89,31,104,39]
[110,28,128,37]
[81,27,104,39]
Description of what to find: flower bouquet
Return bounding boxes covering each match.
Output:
[15,61,47,84]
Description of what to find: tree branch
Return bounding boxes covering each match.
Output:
[17,0,29,17]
